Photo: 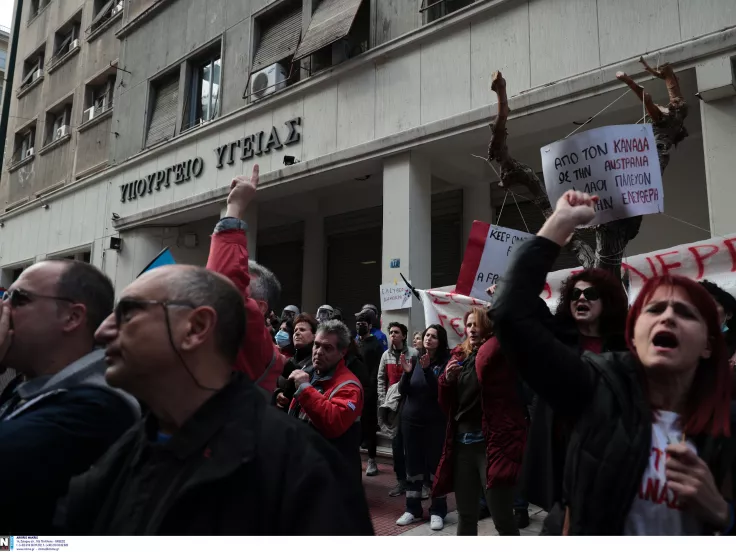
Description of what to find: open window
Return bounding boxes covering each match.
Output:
[19,44,45,93]
[88,0,123,35]
[246,0,302,102]
[294,0,369,74]
[11,123,36,166]
[420,0,474,24]
[44,100,72,147]
[182,45,221,131]
[145,71,180,148]
[50,13,82,69]
[83,68,116,125]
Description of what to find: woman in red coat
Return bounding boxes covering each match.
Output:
[433,307,528,535]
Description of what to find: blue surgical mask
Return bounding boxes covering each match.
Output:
[275,330,291,348]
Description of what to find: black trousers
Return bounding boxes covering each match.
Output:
[402,418,447,518]
[361,390,378,458]
[392,420,406,481]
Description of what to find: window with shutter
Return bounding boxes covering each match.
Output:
[252,4,302,73]
[294,0,365,61]
[146,75,179,148]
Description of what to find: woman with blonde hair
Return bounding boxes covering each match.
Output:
[433,307,528,535]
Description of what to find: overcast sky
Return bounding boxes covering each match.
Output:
[1,1,14,30]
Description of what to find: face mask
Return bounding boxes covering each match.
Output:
[275,330,291,348]
[357,325,369,336]
[722,322,729,334]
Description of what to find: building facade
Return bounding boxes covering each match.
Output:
[1,0,736,329]
[0,25,10,157]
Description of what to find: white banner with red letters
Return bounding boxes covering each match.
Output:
[423,233,736,347]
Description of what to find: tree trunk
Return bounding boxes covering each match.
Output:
[487,58,688,279]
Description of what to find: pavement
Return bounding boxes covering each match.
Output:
[362,458,546,536]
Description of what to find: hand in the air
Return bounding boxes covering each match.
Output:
[539,190,599,246]
[419,353,430,369]
[400,353,412,373]
[225,164,259,220]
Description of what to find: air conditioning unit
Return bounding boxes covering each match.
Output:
[70,38,79,50]
[112,1,123,15]
[22,147,34,159]
[249,63,287,100]
[54,125,70,140]
[83,106,95,122]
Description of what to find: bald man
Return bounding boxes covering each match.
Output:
[0,260,140,535]
[58,265,373,536]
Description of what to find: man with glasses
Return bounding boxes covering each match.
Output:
[0,261,140,535]
[57,265,372,535]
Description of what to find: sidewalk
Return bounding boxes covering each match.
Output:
[362,459,546,536]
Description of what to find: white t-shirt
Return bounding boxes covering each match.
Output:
[624,411,703,535]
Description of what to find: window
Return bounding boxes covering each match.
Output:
[28,0,50,21]
[11,124,36,165]
[145,72,179,148]
[421,0,474,23]
[183,50,221,130]
[83,70,116,124]
[247,0,302,100]
[0,49,6,71]
[44,102,72,146]
[50,15,82,68]
[89,0,123,34]
[20,46,44,90]
[294,0,369,73]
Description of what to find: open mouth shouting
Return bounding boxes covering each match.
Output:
[652,330,679,352]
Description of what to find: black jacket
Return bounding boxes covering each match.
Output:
[357,335,383,394]
[57,373,374,536]
[493,237,736,535]
[274,343,314,407]
[0,350,140,535]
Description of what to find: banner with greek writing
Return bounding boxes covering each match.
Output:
[422,234,736,346]
[541,124,663,226]
[455,221,533,300]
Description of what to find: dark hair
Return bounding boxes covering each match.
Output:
[54,260,114,336]
[700,280,736,316]
[421,324,450,362]
[170,268,246,364]
[555,268,628,338]
[388,321,408,342]
[279,318,294,334]
[248,261,281,310]
[294,313,318,334]
[626,275,731,437]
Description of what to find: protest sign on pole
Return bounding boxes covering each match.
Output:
[541,124,663,226]
[455,221,533,300]
[380,281,413,311]
[137,248,176,277]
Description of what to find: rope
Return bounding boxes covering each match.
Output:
[495,191,509,226]
[563,89,631,139]
[510,190,530,233]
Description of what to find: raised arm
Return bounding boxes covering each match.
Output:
[491,191,601,418]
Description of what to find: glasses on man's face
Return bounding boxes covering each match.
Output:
[2,288,75,308]
[571,287,600,302]
[114,298,196,327]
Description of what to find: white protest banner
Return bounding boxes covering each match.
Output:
[455,221,533,300]
[541,124,663,226]
[380,281,413,311]
[540,233,736,307]
[419,289,489,348]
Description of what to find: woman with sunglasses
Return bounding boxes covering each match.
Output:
[493,190,735,535]
[522,267,628,534]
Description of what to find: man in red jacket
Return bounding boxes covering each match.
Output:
[288,320,364,480]
[206,165,283,395]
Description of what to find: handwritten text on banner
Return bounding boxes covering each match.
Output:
[541,124,663,226]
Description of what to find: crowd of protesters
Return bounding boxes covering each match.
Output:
[0,166,734,537]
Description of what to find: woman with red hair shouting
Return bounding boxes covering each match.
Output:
[492,190,735,535]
